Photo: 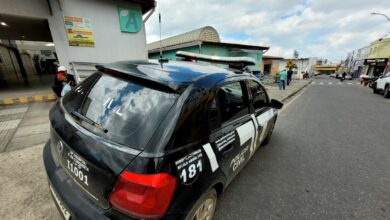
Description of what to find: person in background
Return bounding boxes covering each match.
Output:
[52,66,76,97]
[287,68,293,85]
[279,69,287,90]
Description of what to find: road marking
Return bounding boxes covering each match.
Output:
[3,99,14,105]
[319,82,324,85]
[311,82,315,85]
[203,143,219,172]
[347,82,352,85]
[0,107,28,116]
[34,96,44,102]
[0,119,21,131]
[328,82,333,85]
[47,94,57,100]
[19,97,29,103]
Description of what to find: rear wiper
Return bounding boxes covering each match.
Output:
[70,110,108,133]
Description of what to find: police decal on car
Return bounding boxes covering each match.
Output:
[236,121,256,155]
[230,146,249,171]
[215,131,235,151]
[175,149,203,184]
[256,109,275,143]
[202,143,219,172]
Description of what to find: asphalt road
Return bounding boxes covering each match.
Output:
[214,75,390,220]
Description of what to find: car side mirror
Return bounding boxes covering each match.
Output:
[270,99,283,109]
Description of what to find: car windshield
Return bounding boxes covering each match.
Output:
[62,72,179,150]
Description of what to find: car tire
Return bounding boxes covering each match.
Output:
[373,84,379,94]
[261,120,276,146]
[185,189,217,220]
[384,85,390,98]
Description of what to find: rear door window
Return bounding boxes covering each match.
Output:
[216,81,249,124]
[62,72,178,150]
[246,80,268,110]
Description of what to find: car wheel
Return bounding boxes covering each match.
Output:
[384,85,390,98]
[373,84,379,94]
[261,121,276,146]
[185,189,217,220]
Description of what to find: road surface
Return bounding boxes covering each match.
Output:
[214,75,390,220]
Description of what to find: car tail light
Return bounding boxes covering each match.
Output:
[109,171,177,219]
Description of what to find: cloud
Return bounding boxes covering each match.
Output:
[145,0,390,61]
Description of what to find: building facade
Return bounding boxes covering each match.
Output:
[260,55,283,75]
[148,26,269,72]
[364,38,390,76]
[0,0,155,86]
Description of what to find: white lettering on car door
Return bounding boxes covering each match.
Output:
[236,121,255,155]
[256,109,275,143]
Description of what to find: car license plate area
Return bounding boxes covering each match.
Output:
[49,184,71,220]
[60,145,101,203]
[63,147,90,187]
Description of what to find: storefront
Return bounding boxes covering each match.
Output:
[364,58,388,76]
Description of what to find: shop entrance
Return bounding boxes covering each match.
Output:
[0,13,57,97]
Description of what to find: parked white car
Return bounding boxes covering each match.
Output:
[373,71,390,98]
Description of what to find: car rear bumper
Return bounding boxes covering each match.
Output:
[43,141,133,220]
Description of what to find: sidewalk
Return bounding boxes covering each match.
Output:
[266,79,312,102]
[0,102,53,153]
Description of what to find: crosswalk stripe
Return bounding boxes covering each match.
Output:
[0,119,21,131]
[0,107,28,116]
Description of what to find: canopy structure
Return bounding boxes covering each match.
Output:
[148,26,220,51]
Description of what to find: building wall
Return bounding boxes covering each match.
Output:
[0,44,22,83]
[368,38,390,59]
[1,0,149,73]
[262,59,281,75]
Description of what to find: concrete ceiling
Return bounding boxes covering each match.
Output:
[0,14,53,42]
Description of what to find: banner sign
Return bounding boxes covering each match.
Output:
[118,7,142,33]
[64,16,95,47]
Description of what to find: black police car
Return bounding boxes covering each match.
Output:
[43,52,283,220]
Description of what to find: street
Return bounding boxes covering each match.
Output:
[214,75,390,219]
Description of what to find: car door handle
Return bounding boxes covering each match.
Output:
[222,144,234,157]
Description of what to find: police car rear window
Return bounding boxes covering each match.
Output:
[62,72,178,150]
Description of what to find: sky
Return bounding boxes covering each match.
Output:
[145,0,390,61]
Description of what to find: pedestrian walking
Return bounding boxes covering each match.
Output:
[52,66,76,97]
[279,69,287,90]
[287,68,293,85]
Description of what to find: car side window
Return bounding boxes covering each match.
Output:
[246,80,267,110]
[216,81,249,124]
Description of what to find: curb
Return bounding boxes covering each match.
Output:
[0,93,58,106]
[280,80,312,102]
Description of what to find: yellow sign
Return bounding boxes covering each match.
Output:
[64,16,94,47]
[286,60,295,66]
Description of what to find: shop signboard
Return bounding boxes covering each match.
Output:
[364,58,388,65]
[64,16,95,47]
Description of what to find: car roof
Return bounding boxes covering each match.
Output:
[97,60,244,93]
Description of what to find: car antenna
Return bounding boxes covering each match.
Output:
[157,2,168,68]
